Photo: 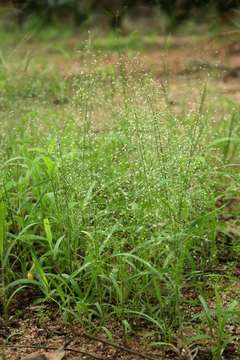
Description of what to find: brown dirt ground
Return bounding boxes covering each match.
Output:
[51,36,240,104]
[20,34,240,105]
[1,304,167,360]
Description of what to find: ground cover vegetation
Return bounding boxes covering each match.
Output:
[0,7,240,359]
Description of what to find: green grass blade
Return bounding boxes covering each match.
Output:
[0,199,6,265]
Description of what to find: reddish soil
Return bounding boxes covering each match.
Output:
[23,34,240,103]
[1,305,166,360]
[48,35,240,104]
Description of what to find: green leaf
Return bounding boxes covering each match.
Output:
[43,218,53,250]
[43,156,56,176]
[0,199,6,264]
[199,295,213,326]
[208,137,240,148]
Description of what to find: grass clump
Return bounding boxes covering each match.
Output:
[0,46,239,357]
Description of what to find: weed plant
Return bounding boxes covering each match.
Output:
[0,46,239,356]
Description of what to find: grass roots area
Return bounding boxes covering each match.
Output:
[0,43,240,359]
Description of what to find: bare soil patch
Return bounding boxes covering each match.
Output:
[1,305,166,360]
[40,35,240,104]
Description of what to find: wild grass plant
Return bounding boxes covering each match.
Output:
[0,46,239,356]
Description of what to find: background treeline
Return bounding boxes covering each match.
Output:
[7,0,240,29]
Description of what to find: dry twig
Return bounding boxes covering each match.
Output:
[82,333,158,360]
[0,344,103,360]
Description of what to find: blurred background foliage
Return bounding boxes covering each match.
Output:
[3,0,240,32]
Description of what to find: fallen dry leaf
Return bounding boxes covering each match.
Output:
[23,350,65,360]
[23,353,47,360]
